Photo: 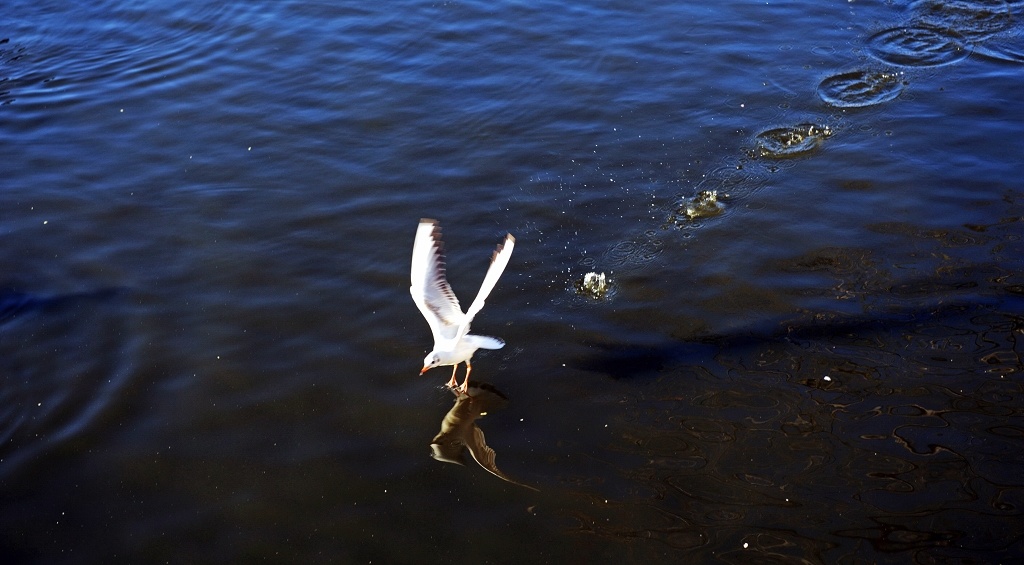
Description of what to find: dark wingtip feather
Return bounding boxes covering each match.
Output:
[430,224,445,249]
[490,233,513,264]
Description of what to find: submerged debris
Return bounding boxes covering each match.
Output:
[575,271,609,299]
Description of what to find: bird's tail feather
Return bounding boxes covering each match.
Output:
[467,335,504,350]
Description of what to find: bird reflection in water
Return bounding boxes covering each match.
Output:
[430,382,539,492]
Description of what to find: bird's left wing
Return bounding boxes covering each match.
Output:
[466,425,539,492]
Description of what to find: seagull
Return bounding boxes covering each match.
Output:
[410,218,514,394]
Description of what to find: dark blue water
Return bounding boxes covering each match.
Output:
[3,0,1023,562]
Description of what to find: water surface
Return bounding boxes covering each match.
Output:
[2,0,1023,562]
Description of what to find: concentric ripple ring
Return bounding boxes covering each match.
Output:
[867,26,970,67]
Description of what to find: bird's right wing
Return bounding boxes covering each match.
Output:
[455,233,515,343]
[410,218,464,343]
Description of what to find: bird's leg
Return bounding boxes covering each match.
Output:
[446,365,459,389]
[459,360,473,395]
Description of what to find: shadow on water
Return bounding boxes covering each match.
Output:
[429,381,539,492]
[573,301,1010,381]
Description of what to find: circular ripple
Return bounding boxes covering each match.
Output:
[603,235,664,268]
[753,123,833,158]
[909,0,1012,41]
[818,70,905,108]
[868,26,970,67]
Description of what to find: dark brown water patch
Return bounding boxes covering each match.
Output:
[665,474,797,508]
[834,519,962,553]
[841,179,876,191]
[867,221,992,247]
[987,425,1024,438]
[563,500,707,551]
[909,0,1013,41]
[778,246,876,274]
[980,349,1021,373]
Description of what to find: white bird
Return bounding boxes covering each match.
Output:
[410,218,515,394]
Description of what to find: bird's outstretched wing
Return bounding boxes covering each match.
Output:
[455,233,515,343]
[410,218,464,343]
[466,425,539,492]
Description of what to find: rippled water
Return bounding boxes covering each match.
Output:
[2,0,1023,562]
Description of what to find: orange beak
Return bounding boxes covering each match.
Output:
[420,366,429,375]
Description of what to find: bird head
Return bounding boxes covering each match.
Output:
[421,352,442,374]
